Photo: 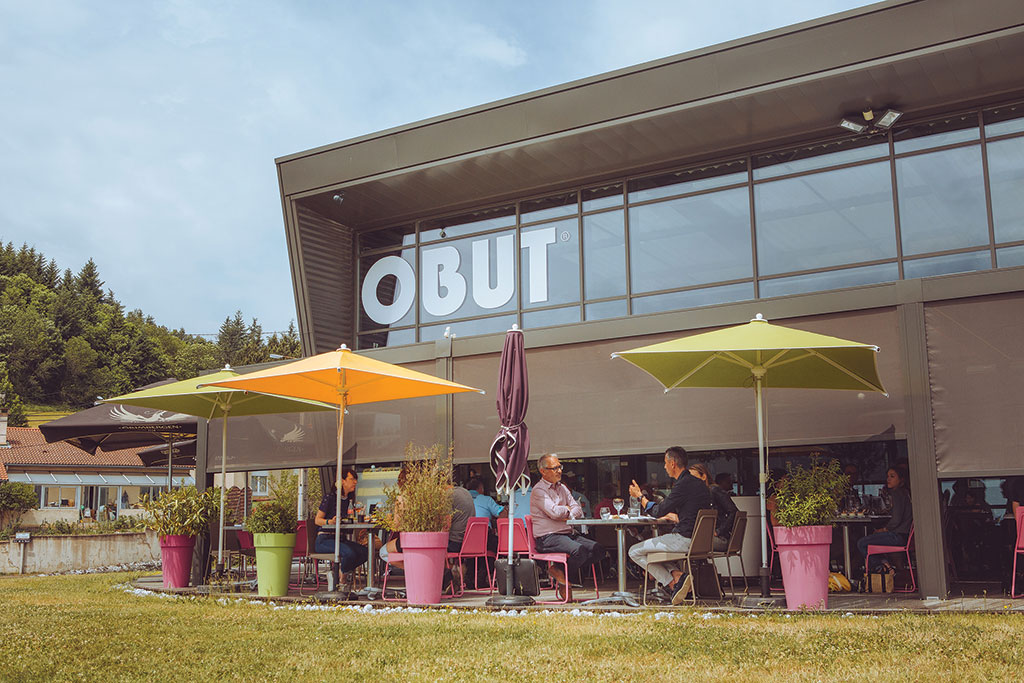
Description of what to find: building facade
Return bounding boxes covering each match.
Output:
[265,0,1024,596]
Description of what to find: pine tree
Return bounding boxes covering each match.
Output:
[0,361,29,427]
[76,258,105,300]
[217,311,247,367]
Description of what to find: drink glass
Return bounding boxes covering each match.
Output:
[600,508,612,520]
[612,497,624,516]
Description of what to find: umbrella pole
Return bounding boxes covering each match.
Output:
[166,439,173,492]
[506,488,514,595]
[334,398,346,584]
[755,376,771,598]
[217,410,230,577]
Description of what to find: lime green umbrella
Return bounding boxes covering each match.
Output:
[612,313,886,595]
[105,366,335,574]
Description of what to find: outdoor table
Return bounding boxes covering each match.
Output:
[320,521,382,598]
[567,516,670,607]
[832,514,888,578]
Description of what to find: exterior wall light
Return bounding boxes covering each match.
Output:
[838,118,868,133]
[874,108,904,129]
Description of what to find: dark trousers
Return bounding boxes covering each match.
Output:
[857,531,907,572]
[315,534,368,573]
[534,532,605,576]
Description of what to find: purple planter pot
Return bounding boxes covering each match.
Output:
[775,525,832,611]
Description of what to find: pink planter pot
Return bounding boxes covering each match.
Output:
[774,525,832,611]
[159,534,196,588]
[399,531,449,605]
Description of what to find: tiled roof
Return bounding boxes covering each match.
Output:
[0,427,186,479]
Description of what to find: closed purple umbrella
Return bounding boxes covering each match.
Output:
[487,325,534,606]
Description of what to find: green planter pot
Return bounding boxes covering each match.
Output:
[252,532,297,597]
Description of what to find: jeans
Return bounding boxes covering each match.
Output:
[857,531,907,572]
[315,534,368,573]
[533,532,605,576]
[628,533,692,587]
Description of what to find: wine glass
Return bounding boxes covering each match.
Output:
[612,497,624,516]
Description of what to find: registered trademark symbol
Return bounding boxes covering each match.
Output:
[560,231,571,242]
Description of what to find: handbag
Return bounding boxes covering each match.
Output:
[494,557,541,596]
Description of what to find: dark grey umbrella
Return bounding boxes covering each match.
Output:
[38,402,197,454]
[138,439,196,467]
[487,325,534,606]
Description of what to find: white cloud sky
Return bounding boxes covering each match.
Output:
[0,0,873,337]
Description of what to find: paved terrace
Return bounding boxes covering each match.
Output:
[131,573,1024,614]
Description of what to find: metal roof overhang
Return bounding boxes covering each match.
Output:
[7,472,195,486]
[277,0,1024,230]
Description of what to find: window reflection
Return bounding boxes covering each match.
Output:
[755,162,896,276]
[521,219,579,309]
[521,192,578,224]
[896,146,989,255]
[358,328,415,350]
[759,263,898,298]
[420,315,517,341]
[754,136,886,180]
[628,160,746,203]
[631,282,754,315]
[359,225,416,253]
[986,136,1024,243]
[585,299,627,321]
[983,106,1024,137]
[522,306,580,329]
[903,251,992,279]
[893,114,979,154]
[629,187,752,293]
[582,184,623,211]
[583,210,626,300]
[420,206,515,243]
[996,245,1024,268]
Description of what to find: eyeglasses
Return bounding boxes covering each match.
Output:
[542,465,563,471]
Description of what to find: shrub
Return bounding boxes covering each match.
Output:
[772,459,849,527]
[141,486,220,538]
[245,499,297,534]
[0,481,37,527]
[373,443,453,533]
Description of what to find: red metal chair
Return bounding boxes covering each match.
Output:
[289,520,321,593]
[524,515,600,604]
[447,517,495,596]
[1011,507,1024,598]
[765,521,782,587]
[865,525,916,593]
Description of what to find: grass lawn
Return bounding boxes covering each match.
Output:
[1,572,1022,681]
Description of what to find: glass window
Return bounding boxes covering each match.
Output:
[43,486,78,508]
[582,184,623,212]
[628,187,752,293]
[983,106,1024,137]
[522,306,580,329]
[521,219,579,309]
[582,210,626,300]
[754,136,887,180]
[585,299,628,321]
[631,282,754,315]
[997,245,1024,268]
[894,114,979,154]
[251,471,270,497]
[896,146,989,255]
[420,206,515,243]
[521,192,577,224]
[755,161,897,276]
[902,250,992,279]
[759,262,899,298]
[358,224,415,253]
[358,249,417,330]
[628,160,746,203]
[986,136,1024,244]
[358,328,416,350]
[420,315,517,342]
[419,229,517,323]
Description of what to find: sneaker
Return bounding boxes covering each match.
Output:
[645,587,670,604]
[672,574,693,605]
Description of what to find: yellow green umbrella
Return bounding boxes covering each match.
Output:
[612,313,886,595]
[105,367,335,574]
[200,345,483,568]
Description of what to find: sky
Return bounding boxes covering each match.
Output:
[1,0,876,338]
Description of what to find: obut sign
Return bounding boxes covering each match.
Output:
[361,227,557,326]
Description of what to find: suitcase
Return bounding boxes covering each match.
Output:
[494,557,541,596]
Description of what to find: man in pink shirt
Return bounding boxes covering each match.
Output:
[530,453,605,600]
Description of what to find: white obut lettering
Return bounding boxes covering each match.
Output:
[421,246,466,317]
[520,227,556,304]
[360,256,414,325]
[472,234,515,309]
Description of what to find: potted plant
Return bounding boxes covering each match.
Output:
[141,486,220,589]
[373,443,454,604]
[246,499,298,597]
[771,459,848,610]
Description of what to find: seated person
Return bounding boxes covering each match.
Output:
[627,446,710,604]
[466,477,504,526]
[314,468,368,575]
[595,483,620,517]
[690,463,737,552]
[714,472,734,496]
[530,453,605,600]
[857,466,913,574]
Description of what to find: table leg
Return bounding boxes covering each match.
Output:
[842,526,851,579]
[354,530,382,600]
[581,524,640,607]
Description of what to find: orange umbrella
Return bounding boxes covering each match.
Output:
[201,345,483,567]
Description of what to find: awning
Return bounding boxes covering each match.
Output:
[6,472,195,487]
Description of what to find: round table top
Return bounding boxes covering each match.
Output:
[320,521,379,530]
[567,516,668,527]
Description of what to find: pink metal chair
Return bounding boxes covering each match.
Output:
[447,517,496,596]
[765,521,782,587]
[289,520,321,593]
[1011,507,1024,598]
[490,517,531,587]
[524,515,600,604]
[865,525,916,593]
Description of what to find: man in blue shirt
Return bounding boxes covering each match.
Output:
[467,478,504,525]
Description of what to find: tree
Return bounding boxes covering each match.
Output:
[0,361,28,427]
[217,311,247,366]
[75,258,104,300]
[267,321,302,359]
[0,481,37,528]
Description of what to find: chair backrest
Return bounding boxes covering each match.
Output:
[725,511,747,555]
[305,516,319,553]
[237,530,254,550]
[687,508,718,558]
[906,524,915,549]
[496,517,530,554]
[460,517,491,554]
[523,515,538,556]
[765,519,777,551]
[293,520,308,557]
[1016,507,1024,551]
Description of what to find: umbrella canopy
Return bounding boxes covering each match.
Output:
[612,313,886,596]
[201,345,483,570]
[489,327,530,495]
[105,367,336,572]
[138,439,196,468]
